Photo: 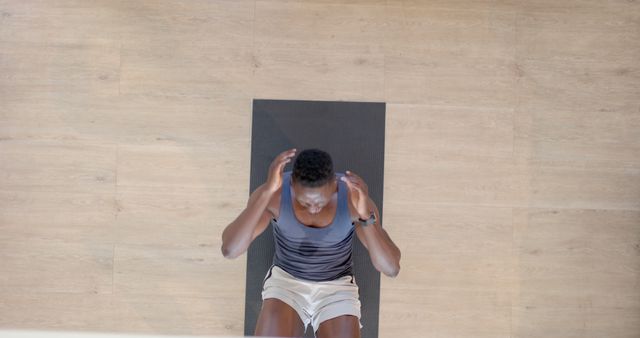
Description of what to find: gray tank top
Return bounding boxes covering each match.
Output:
[271,171,355,281]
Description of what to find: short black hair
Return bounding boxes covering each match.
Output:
[291,148,335,188]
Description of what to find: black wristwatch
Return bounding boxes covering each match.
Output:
[356,211,376,226]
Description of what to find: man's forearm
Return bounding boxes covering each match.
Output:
[360,223,401,277]
[221,184,274,258]
[359,200,401,277]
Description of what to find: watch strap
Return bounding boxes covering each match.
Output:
[357,211,376,226]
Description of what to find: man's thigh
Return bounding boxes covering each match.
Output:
[255,298,306,337]
[316,315,361,338]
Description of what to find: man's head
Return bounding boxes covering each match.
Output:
[291,148,337,214]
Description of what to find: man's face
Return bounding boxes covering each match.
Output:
[292,179,336,214]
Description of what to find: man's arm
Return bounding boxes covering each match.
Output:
[222,148,295,259]
[355,196,401,277]
[221,183,274,259]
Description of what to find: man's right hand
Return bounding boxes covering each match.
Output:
[266,148,297,193]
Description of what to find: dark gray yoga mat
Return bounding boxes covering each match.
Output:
[245,99,385,338]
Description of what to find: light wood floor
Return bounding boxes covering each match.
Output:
[1,0,639,337]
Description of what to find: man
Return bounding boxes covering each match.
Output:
[221,148,401,338]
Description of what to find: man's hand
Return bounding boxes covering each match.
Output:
[340,170,371,219]
[266,148,297,193]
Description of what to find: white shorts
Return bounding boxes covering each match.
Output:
[261,265,363,334]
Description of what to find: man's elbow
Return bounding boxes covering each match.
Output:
[385,265,400,278]
[378,262,400,278]
[221,243,242,259]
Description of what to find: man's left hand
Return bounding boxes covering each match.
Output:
[340,170,371,219]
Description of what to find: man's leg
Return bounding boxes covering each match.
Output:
[315,315,360,338]
[255,298,306,337]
